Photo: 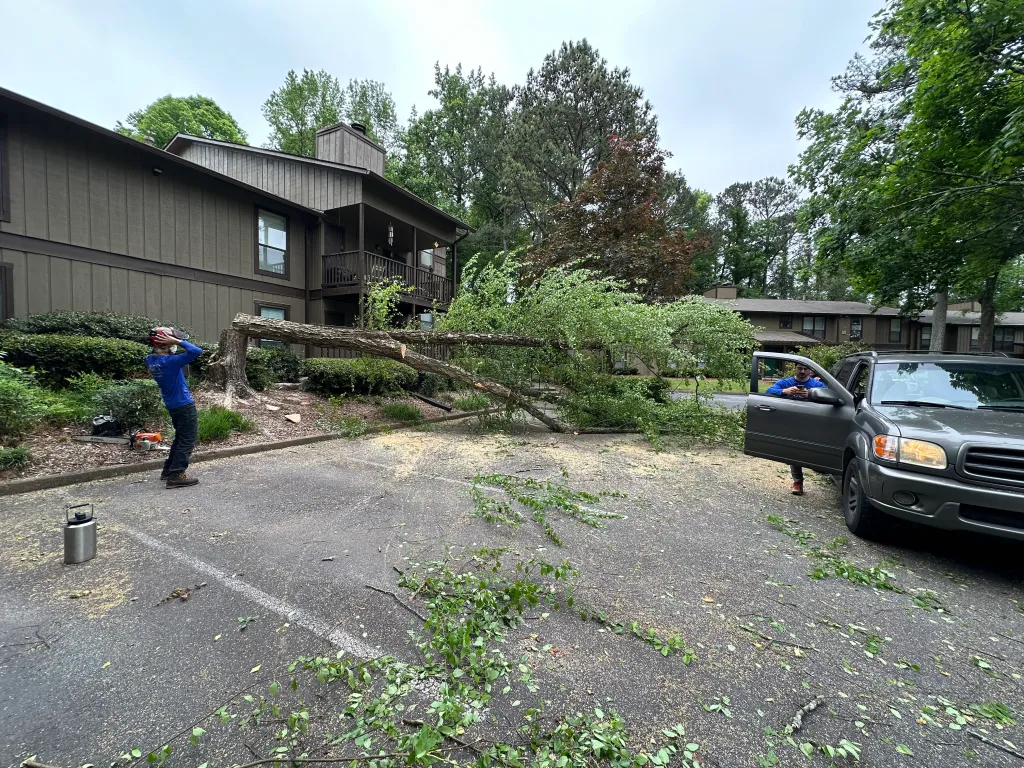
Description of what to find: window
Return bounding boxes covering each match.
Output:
[834,359,859,388]
[889,318,902,343]
[0,113,10,223]
[256,209,289,277]
[802,315,825,339]
[419,313,433,331]
[920,325,932,350]
[851,364,870,401]
[419,250,434,269]
[995,327,1017,353]
[0,262,13,321]
[779,314,793,329]
[255,303,288,348]
[970,326,980,349]
[850,317,862,341]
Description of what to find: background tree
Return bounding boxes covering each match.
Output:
[792,0,1024,350]
[262,69,345,157]
[531,135,702,300]
[116,95,246,148]
[343,79,400,156]
[506,40,658,238]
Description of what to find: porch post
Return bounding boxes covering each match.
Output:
[452,241,457,296]
[412,227,417,293]
[357,203,365,327]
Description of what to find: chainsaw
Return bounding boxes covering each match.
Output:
[73,430,163,451]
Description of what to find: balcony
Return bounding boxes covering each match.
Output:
[322,251,453,305]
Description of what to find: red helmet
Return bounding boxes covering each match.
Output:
[147,327,189,346]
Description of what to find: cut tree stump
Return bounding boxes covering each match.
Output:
[225,313,571,432]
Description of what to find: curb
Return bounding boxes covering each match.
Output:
[0,407,501,497]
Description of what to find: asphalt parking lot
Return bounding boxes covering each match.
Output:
[2,421,1022,767]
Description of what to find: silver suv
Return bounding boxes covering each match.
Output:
[744,351,1024,541]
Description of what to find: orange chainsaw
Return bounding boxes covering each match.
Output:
[73,429,163,451]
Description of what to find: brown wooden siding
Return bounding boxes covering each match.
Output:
[315,125,385,175]
[177,142,361,213]
[0,248,304,343]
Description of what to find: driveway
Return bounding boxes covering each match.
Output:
[2,423,1022,768]
[671,391,748,411]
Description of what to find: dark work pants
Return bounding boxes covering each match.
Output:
[791,465,804,482]
[164,403,198,476]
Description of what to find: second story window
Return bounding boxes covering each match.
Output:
[802,315,825,339]
[779,314,793,329]
[889,318,902,343]
[257,209,289,277]
[850,317,862,340]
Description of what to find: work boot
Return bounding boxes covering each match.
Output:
[791,480,804,496]
[166,472,199,489]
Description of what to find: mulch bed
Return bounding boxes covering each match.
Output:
[0,386,468,483]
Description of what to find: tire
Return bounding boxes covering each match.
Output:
[842,458,889,540]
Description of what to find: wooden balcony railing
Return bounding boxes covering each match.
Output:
[322,251,453,304]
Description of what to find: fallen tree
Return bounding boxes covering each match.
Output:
[208,313,571,431]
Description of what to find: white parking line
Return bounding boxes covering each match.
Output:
[121,527,379,658]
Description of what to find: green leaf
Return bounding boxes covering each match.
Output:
[896,744,913,755]
[799,742,814,759]
[130,750,142,759]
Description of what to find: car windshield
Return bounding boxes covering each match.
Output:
[870,362,1024,410]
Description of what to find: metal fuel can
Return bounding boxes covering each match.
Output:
[64,503,97,564]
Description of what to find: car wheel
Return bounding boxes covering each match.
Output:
[842,458,888,539]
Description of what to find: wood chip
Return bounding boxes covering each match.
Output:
[284,413,301,423]
[265,405,281,412]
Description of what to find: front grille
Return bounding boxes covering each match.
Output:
[960,504,1024,531]
[962,446,1024,485]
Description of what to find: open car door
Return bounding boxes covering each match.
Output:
[744,352,855,475]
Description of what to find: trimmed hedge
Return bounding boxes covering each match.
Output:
[2,310,193,342]
[245,347,301,391]
[0,333,148,386]
[300,357,417,396]
[96,380,165,431]
[413,372,455,397]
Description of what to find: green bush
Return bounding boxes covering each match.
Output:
[96,380,165,431]
[0,333,148,385]
[300,357,417,396]
[264,347,301,383]
[413,372,454,397]
[184,341,217,381]
[0,377,43,439]
[380,402,424,423]
[0,446,31,470]
[452,393,491,411]
[196,405,257,442]
[2,310,193,341]
[243,346,300,391]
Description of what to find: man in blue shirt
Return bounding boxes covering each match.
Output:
[146,328,203,489]
[765,362,827,496]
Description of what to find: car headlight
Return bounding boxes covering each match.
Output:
[899,438,948,469]
[872,435,947,469]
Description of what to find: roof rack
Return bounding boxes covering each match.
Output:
[847,350,1011,358]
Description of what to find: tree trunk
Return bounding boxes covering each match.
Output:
[227,314,568,432]
[207,328,253,406]
[978,276,998,353]
[929,290,947,352]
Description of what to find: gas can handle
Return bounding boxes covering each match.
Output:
[66,502,94,523]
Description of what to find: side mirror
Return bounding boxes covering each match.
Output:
[809,388,842,406]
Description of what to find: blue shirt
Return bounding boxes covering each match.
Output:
[146,340,203,409]
[766,376,826,396]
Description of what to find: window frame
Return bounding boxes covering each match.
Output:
[994,327,1017,352]
[254,301,290,348]
[0,261,14,321]
[778,314,793,330]
[889,317,902,343]
[970,326,980,350]
[802,315,825,339]
[0,113,10,223]
[254,206,291,280]
[849,316,863,341]
[920,325,932,350]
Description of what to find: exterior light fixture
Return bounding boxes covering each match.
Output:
[433,241,439,248]
[388,223,394,247]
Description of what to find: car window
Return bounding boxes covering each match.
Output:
[852,364,870,400]
[870,362,1024,409]
[834,359,858,388]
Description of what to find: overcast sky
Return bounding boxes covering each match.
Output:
[3,0,878,194]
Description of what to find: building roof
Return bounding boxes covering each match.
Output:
[165,134,473,232]
[755,330,824,345]
[918,310,1024,326]
[707,298,902,316]
[0,86,325,221]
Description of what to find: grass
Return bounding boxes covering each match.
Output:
[0,446,31,470]
[451,393,491,411]
[380,402,424,423]
[196,405,257,442]
[619,376,773,394]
